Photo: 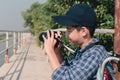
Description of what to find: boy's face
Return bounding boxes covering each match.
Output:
[66,26,83,46]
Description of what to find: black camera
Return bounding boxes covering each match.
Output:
[39,31,60,47]
[39,31,75,53]
[39,31,58,42]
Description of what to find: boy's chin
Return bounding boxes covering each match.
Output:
[68,40,78,46]
[69,42,78,46]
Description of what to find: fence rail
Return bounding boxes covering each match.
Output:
[53,28,114,34]
[0,30,31,64]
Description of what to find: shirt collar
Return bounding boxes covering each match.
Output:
[70,38,99,60]
[79,37,99,53]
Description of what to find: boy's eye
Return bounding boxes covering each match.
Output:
[67,30,73,33]
[68,30,72,32]
[67,29,71,32]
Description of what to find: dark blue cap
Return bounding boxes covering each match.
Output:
[52,4,97,28]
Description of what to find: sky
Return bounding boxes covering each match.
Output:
[0,0,47,31]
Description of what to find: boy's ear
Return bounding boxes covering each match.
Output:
[80,26,88,37]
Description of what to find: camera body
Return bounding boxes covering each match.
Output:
[39,31,57,42]
[39,31,59,47]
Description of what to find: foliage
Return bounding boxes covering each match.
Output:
[95,34,114,51]
[22,2,48,35]
[0,34,6,41]
[22,0,114,52]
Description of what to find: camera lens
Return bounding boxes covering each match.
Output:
[39,32,47,42]
[39,31,60,47]
[39,31,57,42]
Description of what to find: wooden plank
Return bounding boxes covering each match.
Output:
[53,28,114,34]
[114,0,120,80]
[114,0,120,54]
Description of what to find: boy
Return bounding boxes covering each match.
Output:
[42,4,110,80]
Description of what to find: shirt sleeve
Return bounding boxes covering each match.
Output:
[51,51,100,80]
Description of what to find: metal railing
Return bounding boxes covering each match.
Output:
[96,56,120,80]
[52,28,114,34]
[0,30,31,64]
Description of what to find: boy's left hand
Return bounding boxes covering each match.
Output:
[42,30,56,55]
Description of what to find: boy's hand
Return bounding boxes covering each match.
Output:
[42,30,62,70]
[42,30,63,63]
[54,31,63,63]
[42,30,56,54]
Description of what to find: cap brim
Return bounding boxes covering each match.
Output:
[52,16,78,26]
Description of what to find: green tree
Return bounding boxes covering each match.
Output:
[22,0,114,51]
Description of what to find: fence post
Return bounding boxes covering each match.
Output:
[24,33,27,44]
[21,32,23,48]
[114,0,120,79]
[18,32,20,48]
[114,0,120,54]
[5,32,9,63]
[13,32,16,55]
[23,33,25,46]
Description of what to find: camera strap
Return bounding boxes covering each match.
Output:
[64,42,99,66]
